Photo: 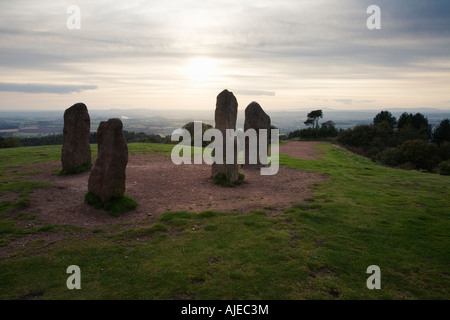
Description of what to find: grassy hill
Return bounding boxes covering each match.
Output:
[0,142,449,299]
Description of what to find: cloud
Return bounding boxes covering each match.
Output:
[234,89,276,97]
[0,1,449,110]
[0,83,98,94]
[334,99,353,105]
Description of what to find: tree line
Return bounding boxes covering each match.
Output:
[337,111,450,175]
[0,131,166,149]
[288,109,339,140]
[286,109,449,175]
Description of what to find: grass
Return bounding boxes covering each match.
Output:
[84,192,138,217]
[0,142,449,299]
[58,162,92,175]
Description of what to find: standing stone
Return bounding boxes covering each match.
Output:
[244,102,271,166]
[211,89,239,183]
[88,118,128,203]
[61,103,91,173]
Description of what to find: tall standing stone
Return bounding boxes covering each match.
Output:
[61,103,91,173]
[244,102,271,166]
[88,118,128,203]
[211,89,239,183]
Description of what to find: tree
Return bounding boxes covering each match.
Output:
[321,120,335,129]
[373,110,397,130]
[432,119,450,146]
[397,140,441,172]
[397,112,431,141]
[304,110,323,129]
[0,136,22,148]
[319,120,338,138]
[337,124,390,158]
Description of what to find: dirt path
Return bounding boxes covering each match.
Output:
[278,141,324,160]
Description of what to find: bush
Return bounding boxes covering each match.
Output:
[439,141,450,161]
[0,136,22,148]
[397,112,432,141]
[377,147,400,167]
[373,110,397,130]
[319,121,338,138]
[397,140,441,172]
[338,125,388,147]
[287,123,338,140]
[432,119,450,145]
[438,161,450,176]
[123,131,164,144]
[288,130,301,139]
[337,125,391,158]
[182,122,214,147]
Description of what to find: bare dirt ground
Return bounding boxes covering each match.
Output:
[278,141,324,160]
[18,141,327,229]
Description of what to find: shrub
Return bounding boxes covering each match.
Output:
[397,140,441,172]
[377,147,400,167]
[438,161,450,176]
[373,110,397,130]
[288,130,301,140]
[288,122,338,140]
[432,119,450,145]
[338,125,378,148]
[337,125,391,158]
[439,141,450,161]
[182,122,214,147]
[0,136,22,148]
[397,112,432,141]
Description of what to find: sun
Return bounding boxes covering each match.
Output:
[185,57,219,82]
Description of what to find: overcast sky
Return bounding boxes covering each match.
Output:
[0,0,449,112]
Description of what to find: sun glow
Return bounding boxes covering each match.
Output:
[185,57,220,82]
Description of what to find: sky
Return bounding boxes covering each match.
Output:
[0,0,450,113]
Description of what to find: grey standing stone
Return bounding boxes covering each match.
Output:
[88,118,128,203]
[211,89,239,183]
[244,102,271,166]
[61,103,91,173]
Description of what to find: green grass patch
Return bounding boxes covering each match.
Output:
[84,192,138,217]
[37,224,59,233]
[0,220,16,234]
[58,162,92,175]
[111,223,168,241]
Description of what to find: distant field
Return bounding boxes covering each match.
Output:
[0,142,449,299]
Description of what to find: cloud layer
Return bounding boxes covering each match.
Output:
[0,0,449,110]
[0,83,97,94]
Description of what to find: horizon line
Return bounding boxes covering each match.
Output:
[1,107,450,113]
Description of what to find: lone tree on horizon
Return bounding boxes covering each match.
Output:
[304,110,323,129]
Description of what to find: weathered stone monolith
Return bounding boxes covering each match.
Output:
[61,103,91,173]
[244,101,271,166]
[88,118,128,203]
[211,89,239,183]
